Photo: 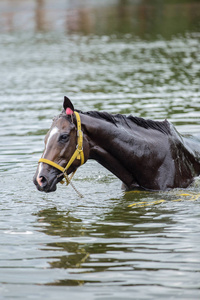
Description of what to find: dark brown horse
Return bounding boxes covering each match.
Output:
[33,97,200,193]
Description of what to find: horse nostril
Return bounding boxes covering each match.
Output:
[37,175,47,188]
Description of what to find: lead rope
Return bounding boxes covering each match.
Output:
[59,170,83,198]
[64,173,84,198]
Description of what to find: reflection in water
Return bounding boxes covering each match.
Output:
[35,0,45,32]
[37,208,90,270]
[0,0,199,37]
[36,200,174,286]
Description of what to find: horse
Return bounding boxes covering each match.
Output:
[33,96,200,193]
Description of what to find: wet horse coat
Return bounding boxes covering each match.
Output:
[33,97,200,193]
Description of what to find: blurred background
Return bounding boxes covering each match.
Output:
[0,0,200,37]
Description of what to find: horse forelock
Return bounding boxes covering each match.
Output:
[53,111,71,122]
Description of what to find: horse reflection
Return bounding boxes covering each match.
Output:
[36,199,172,286]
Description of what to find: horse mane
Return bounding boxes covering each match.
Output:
[78,110,171,135]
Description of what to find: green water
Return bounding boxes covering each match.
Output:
[0,1,200,299]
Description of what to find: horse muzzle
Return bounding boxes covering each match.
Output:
[33,172,59,193]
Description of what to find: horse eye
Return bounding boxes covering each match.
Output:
[59,134,69,142]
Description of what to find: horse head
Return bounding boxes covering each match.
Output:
[33,97,89,193]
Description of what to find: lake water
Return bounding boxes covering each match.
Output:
[0,1,200,299]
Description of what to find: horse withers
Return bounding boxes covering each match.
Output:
[33,97,200,193]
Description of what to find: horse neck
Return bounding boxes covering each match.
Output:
[80,113,126,155]
[79,113,153,187]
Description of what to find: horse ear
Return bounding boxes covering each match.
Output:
[63,96,74,115]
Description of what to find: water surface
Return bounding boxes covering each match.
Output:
[0,1,200,299]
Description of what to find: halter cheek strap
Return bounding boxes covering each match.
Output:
[38,111,84,196]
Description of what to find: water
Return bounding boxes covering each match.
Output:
[0,1,200,299]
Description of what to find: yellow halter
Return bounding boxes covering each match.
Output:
[38,111,84,191]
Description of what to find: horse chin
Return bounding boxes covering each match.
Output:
[43,174,65,193]
[45,176,60,193]
[46,182,57,193]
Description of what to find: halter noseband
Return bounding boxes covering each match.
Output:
[38,111,84,190]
